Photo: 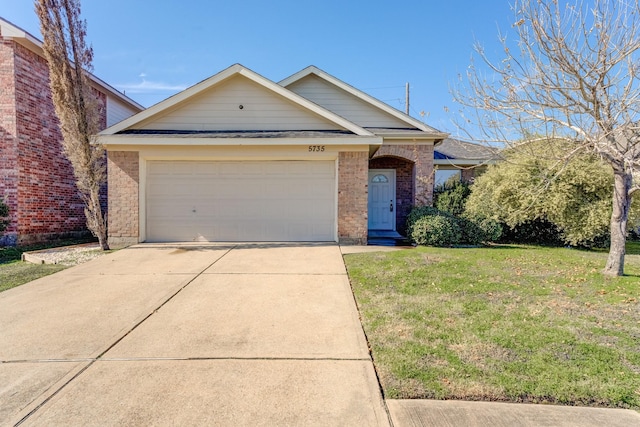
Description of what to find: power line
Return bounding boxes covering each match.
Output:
[361,85,406,90]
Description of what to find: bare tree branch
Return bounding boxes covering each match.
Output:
[453,0,640,276]
[36,0,109,250]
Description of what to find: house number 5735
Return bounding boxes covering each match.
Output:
[308,145,325,152]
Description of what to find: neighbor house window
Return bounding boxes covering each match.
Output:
[435,169,461,185]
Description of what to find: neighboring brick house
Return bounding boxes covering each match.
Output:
[0,18,142,246]
[99,64,450,246]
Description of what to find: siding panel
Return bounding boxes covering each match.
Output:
[137,76,340,131]
[286,75,409,128]
[107,96,139,127]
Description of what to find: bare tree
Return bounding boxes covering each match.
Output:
[36,0,109,250]
[454,0,640,276]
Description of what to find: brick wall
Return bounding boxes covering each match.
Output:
[0,39,110,246]
[369,156,414,233]
[372,143,435,206]
[12,42,89,245]
[338,151,368,244]
[0,41,18,245]
[461,168,475,183]
[413,144,435,206]
[107,151,139,247]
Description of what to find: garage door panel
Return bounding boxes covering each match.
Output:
[146,161,336,242]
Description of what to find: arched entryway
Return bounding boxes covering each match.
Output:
[368,156,414,234]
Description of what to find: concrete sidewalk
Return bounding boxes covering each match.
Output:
[386,399,640,427]
[1,243,389,426]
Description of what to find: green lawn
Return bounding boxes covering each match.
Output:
[0,260,66,293]
[344,244,640,409]
[0,240,94,293]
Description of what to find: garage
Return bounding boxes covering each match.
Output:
[102,64,385,246]
[145,160,336,242]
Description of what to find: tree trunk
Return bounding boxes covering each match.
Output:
[86,184,109,251]
[603,170,632,276]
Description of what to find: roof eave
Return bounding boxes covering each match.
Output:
[0,17,143,112]
[97,134,383,147]
[434,159,497,166]
[380,132,449,140]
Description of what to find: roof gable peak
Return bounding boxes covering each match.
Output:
[101,63,372,136]
[280,66,443,135]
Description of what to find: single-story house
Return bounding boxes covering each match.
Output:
[434,138,498,185]
[0,17,142,246]
[100,64,452,246]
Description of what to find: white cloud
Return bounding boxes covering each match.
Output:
[116,78,188,94]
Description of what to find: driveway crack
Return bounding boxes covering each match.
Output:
[95,245,237,360]
[14,246,237,427]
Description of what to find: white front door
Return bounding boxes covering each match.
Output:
[368,169,396,230]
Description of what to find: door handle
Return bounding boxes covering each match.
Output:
[390,200,394,212]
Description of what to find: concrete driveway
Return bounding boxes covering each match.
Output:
[1,243,389,426]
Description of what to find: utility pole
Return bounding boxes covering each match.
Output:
[405,82,410,115]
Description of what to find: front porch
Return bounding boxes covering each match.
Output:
[367,143,434,239]
[367,229,412,246]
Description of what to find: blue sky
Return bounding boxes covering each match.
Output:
[1,1,516,136]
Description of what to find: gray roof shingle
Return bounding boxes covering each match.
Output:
[434,138,498,160]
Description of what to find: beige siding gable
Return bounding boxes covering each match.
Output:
[135,75,343,131]
[286,74,410,129]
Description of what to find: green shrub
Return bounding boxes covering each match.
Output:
[407,205,502,246]
[434,180,471,216]
[498,219,564,246]
[461,212,503,243]
[464,140,638,247]
[456,216,488,245]
[405,205,440,237]
[0,198,8,235]
[411,214,462,246]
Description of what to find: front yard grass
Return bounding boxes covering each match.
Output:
[0,259,66,293]
[344,244,640,409]
[0,239,95,293]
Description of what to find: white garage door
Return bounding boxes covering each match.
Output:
[146,161,336,242]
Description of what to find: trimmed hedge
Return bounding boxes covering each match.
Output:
[406,206,440,237]
[407,205,501,247]
[411,215,462,246]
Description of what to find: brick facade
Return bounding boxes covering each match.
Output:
[1,40,93,245]
[461,168,475,183]
[372,143,435,207]
[338,151,368,244]
[413,144,435,206]
[370,143,435,235]
[0,41,18,245]
[107,151,139,247]
[0,37,114,246]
